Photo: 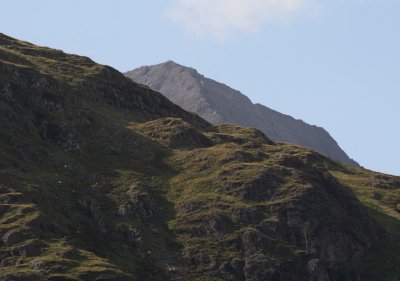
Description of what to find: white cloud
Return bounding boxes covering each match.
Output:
[167,0,314,39]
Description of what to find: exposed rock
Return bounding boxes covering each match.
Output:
[236,207,264,225]
[2,229,31,246]
[78,197,106,232]
[0,192,24,204]
[116,224,143,246]
[202,213,232,240]
[0,33,398,281]
[239,229,276,255]
[13,239,44,257]
[229,258,246,280]
[303,259,331,281]
[31,258,47,271]
[221,167,282,201]
[369,174,400,189]
[130,192,158,219]
[179,200,206,214]
[125,61,359,166]
[57,248,82,260]
[3,273,38,281]
[39,122,81,153]
[244,254,278,281]
[118,185,158,222]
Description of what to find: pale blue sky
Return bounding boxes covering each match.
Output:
[1,0,399,175]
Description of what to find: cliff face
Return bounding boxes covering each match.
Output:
[1,34,399,281]
[125,61,358,166]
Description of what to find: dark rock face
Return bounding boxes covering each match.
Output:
[116,224,143,247]
[118,183,159,220]
[202,213,233,240]
[304,259,331,281]
[1,33,399,281]
[125,61,358,166]
[369,174,400,189]
[78,197,106,232]
[131,191,158,219]
[221,167,283,201]
[170,141,386,281]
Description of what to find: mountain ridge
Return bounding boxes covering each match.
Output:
[125,60,359,167]
[0,33,399,281]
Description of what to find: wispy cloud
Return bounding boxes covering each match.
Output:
[167,0,315,40]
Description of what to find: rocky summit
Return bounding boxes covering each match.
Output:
[125,61,358,166]
[0,33,399,281]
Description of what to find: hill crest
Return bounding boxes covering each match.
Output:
[125,61,359,166]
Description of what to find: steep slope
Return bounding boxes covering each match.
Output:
[1,34,399,281]
[125,61,358,166]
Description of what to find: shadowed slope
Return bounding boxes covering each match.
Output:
[0,34,398,281]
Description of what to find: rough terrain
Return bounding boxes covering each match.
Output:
[126,61,358,166]
[0,34,399,281]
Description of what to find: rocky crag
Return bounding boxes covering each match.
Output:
[125,61,358,166]
[0,34,399,281]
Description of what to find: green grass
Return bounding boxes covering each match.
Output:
[1,32,400,281]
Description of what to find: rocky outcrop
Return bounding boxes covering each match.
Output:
[125,61,358,166]
[169,134,386,281]
[303,259,330,281]
[1,33,399,281]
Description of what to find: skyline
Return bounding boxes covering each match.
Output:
[1,0,399,175]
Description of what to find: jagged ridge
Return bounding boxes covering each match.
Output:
[0,34,399,281]
[125,61,358,166]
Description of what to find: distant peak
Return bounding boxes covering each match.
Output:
[144,61,197,76]
[161,60,185,68]
[165,60,179,65]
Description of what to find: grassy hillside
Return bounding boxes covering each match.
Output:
[0,33,399,281]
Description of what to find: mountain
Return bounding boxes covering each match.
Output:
[125,61,358,166]
[1,33,399,281]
